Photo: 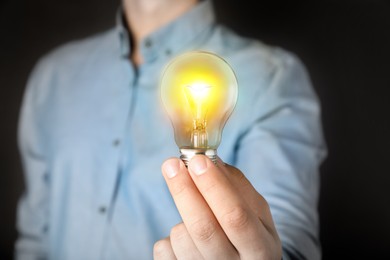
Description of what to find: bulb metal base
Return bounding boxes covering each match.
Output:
[180,148,217,167]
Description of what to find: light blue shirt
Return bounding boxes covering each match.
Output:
[16,1,326,259]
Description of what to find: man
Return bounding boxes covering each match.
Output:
[16,0,326,259]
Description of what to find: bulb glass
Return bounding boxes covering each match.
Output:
[160,51,238,158]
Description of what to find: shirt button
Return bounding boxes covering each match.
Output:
[99,206,107,214]
[145,39,152,48]
[165,49,171,56]
[42,225,48,233]
[113,139,120,147]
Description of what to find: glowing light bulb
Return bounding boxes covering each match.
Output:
[160,51,238,165]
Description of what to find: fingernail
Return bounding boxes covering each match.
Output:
[189,156,208,175]
[163,158,181,178]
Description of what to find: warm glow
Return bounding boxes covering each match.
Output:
[184,83,212,104]
[160,51,238,150]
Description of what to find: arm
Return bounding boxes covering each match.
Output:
[235,50,326,259]
[15,59,51,260]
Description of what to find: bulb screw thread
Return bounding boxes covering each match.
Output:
[180,148,217,167]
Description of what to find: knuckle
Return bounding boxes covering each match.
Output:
[226,164,241,176]
[256,193,271,213]
[237,172,250,187]
[202,180,219,194]
[171,181,187,198]
[170,223,187,241]
[222,206,250,231]
[189,218,217,242]
[153,239,170,258]
[263,198,271,212]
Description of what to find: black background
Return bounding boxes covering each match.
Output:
[1,0,389,259]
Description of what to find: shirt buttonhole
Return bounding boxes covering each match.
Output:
[42,225,48,233]
[113,139,121,147]
[145,39,152,48]
[99,206,107,214]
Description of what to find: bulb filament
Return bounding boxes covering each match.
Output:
[192,119,207,148]
[183,83,213,148]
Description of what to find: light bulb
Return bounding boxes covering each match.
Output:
[160,51,238,165]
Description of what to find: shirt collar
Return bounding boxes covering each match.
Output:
[115,6,130,58]
[115,0,215,61]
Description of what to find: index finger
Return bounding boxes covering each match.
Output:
[187,155,272,255]
[161,158,238,259]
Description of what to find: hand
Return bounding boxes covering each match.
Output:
[154,155,282,260]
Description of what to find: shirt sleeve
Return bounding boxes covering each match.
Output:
[15,58,51,260]
[234,49,327,260]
